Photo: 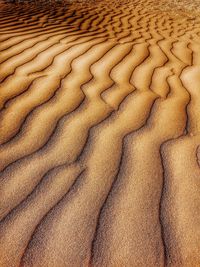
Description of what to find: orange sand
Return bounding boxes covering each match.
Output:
[0,0,200,266]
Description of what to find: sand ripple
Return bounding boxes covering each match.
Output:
[0,0,200,266]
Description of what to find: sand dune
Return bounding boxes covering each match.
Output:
[0,0,200,266]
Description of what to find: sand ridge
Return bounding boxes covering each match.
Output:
[0,0,200,266]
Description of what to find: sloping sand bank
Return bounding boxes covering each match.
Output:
[0,0,200,266]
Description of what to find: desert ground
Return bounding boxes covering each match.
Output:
[0,0,200,266]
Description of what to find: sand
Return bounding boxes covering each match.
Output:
[0,0,200,266]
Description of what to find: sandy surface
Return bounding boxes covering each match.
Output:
[0,0,200,266]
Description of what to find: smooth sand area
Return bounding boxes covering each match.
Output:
[0,0,200,266]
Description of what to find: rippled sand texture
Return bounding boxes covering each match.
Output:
[0,0,200,266]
